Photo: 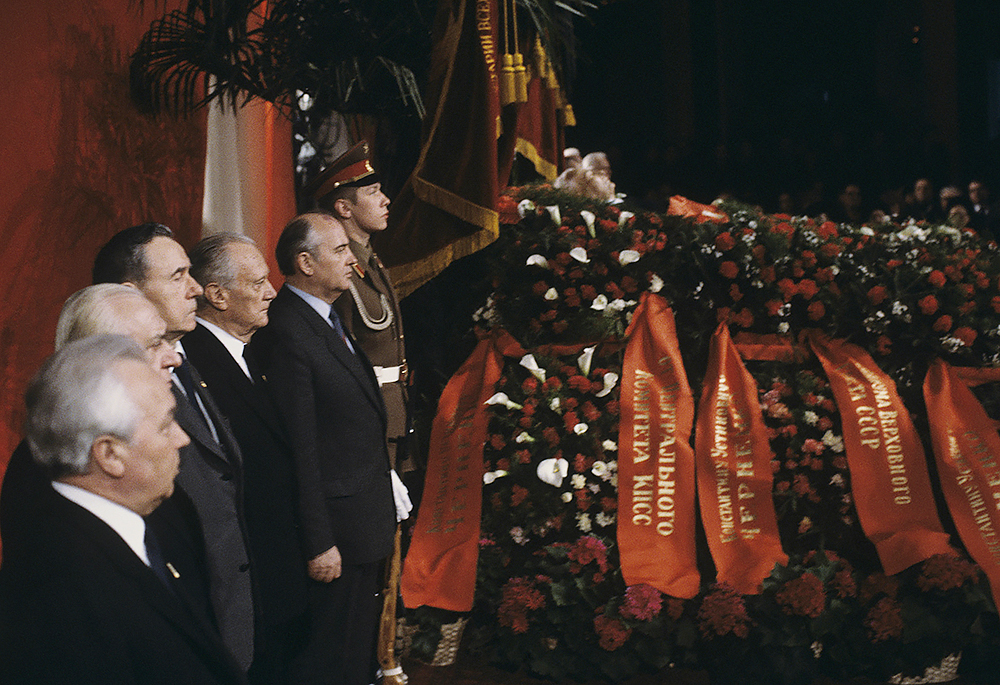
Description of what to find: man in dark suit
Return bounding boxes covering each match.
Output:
[251,212,396,685]
[186,233,309,684]
[93,223,255,672]
[1,284,183,562]
[0,335,246,685]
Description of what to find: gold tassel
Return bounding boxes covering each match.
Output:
[377,526,407,684]
[562,103,576,127]
[513,52,528,102]
[500,53,517,106]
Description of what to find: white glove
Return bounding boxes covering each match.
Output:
[390,469,413,522]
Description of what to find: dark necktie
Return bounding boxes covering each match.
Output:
[329,307,355,355]
[144,523,176,594]
[175,356,208,427]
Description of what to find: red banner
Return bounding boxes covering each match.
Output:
[806,332,951,574]
[401,329,519,611]
[923,359,1000,607]
[618,294,700,598]
[695,324,787,594]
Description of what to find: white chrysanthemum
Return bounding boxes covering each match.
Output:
[595,512,616,528]
[822,430,844,453]
[561,491,573,503]
[511,526,527,544]
[830,473,845,487]
[602,440,618,452]
[802,410,819,426]
[778,322,790,334]
[649,273,664,293]
[571,474,587,490]
[591,461,608,477]
[608,298,628,312]
[549,397,561,412]
[576,513,592,533]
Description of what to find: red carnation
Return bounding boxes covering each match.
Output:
[594,614,631,651]
[510,485,529,507]
[733,309,755,328]
[797,279,819,299]
[775,572,826,618]
[816,221,838,239]
[865,597,903,643]
[933,315,953,332]
[928,270,947,288]
[807,301,825,321]
[619,584,664,621]
[697,584,751,639]
[876,335,892,355]
[954,326,978,346]
[765,299,784,316]
[719,261,739,279]
[918,295,939,315]
[715,233,736,251]
[778,278,798,301]
[867,285,888,305]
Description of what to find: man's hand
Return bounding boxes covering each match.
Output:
[308,545,342,582]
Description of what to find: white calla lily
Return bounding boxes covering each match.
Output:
[618,210,634,228]
[549,397,561,412]
[580,210,596,237]
[537,458,569,487]
[591,294,608,311]
[543,287,559,301]
[618,249,641,265]
[517,199,535,218]
[595,372,619,398]
[545,205,561,225]
[515,432,536,444]
[484,392,522,410]
[573,422,589,435]
[577,345,596,376]
[526,254,549,268]
[569,246,589,263]
[483,469,509,485]
[519,354,547,382]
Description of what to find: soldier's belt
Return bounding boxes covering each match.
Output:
[373,364,406,386]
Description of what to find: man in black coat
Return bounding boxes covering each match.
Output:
[185,233,309,684]
[250,212,396,685]
[93,223,256,672]
[0,335,246,685]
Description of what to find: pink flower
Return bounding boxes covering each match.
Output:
[619,584,663,621]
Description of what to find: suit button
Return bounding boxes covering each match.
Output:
[239,563,250,572]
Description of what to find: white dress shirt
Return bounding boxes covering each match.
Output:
[196,317,251,379]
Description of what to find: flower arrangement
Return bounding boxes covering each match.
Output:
[410,184,1000,683]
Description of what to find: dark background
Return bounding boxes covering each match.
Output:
[565,0,1000,213]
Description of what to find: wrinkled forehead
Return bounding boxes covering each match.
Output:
[141,236,190,279]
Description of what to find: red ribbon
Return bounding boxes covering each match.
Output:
[806,331,952,574]
[618,293,700,598]
[695,323,787,594]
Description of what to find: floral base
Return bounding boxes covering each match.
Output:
[888,653,961,684]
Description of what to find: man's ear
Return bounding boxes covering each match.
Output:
[296,251,315,277]
[202,282,228,310]
[90,436,127,479]
[121,281,140,290]
[333,197,353,220]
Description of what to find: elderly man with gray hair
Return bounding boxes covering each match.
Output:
[184,232,309,685]
[0,335,246,684]
[1,284,183,558]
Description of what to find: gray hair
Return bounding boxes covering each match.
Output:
[275,213,328,276]
[25,335,147,478]
[53,284,151,351]
[189,232,257,308]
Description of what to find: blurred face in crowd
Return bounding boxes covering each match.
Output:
[135,236,203,341]
[914,178,932,204]
[969,181,988,206]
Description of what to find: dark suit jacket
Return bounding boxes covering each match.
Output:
[182,323,308,628]
[0,488,246,685]
[171,359,255,670]
[250,286,395,565]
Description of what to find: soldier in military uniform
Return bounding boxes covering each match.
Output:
[304,141,413,478]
